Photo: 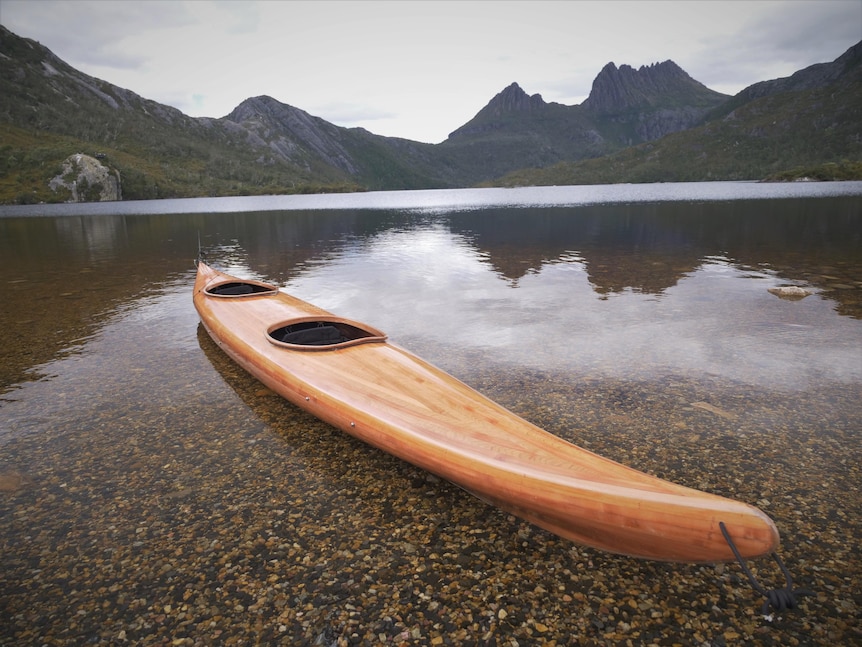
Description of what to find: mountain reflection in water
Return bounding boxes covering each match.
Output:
[2,192,860,394]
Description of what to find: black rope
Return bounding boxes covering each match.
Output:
[719,521,814,616]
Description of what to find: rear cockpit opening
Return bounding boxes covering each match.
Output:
[267,318,387,350]
[206,281,278,297]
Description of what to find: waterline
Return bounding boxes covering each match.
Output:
[3,180,862,218]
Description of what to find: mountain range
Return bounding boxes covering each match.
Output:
[1,24,860,204]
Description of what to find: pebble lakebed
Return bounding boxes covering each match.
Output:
[2,328,860,646]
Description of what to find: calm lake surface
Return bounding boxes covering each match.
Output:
[1,182,861,645]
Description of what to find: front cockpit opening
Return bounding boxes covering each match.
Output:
[267,318,387,350]
[206,281,278,297]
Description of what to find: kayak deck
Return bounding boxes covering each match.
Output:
[194,261,780,562]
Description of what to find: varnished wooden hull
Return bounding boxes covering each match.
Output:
[194,262,779,562]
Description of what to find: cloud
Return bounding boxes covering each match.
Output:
[211,0,260,34]
[312,102,397,125]
[2,0,195,70]
[683,0,861,93]
[746,0,861,60]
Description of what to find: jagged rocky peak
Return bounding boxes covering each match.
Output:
[485,82,547,116]
[446,82,547,139]
[582,59,718,113]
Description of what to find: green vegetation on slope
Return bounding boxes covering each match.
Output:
[762,160,862,181]
[0,125,366,204]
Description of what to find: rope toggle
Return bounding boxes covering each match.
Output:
[719,521,814,616]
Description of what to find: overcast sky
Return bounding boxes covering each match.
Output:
[2,0,860,143]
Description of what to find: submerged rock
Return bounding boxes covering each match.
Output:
[49,153,122,202]
[0,469,32,494]
[690,401,737,420]
[768,285,812,299]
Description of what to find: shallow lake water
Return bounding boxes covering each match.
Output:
[1,183,861,645]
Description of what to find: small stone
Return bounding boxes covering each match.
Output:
[768,285,811,299]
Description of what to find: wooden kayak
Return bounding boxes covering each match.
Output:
[194,261,779,562]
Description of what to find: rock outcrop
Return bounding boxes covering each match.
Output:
[49,153,122,202]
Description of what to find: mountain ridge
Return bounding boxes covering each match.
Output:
[489,41,862,187]
[1,23,859,203]
[436,58,733,181]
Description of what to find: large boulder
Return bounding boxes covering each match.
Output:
[49,153,122,202]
